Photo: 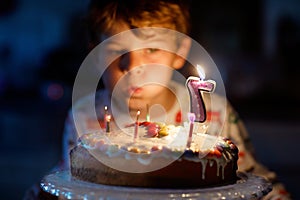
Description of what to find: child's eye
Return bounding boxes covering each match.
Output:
[144,48,159,54]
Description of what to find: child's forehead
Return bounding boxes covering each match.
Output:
[101,28,178,50]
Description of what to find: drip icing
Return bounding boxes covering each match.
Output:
[199,159,208,179]
[221,163,225,179]
[78,126,237,173]
[137,156,152,165]
[209,160,214,167]
[214,158,220,177]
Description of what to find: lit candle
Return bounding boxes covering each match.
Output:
[104,106,109,131]
[105,114,111,133]
[134,110,141,142]
[187,112,195,148]
[186,65,216,122]
[104,106,108,116]
[146,104,150,122]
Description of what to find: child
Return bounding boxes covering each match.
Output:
[61,0,291,199]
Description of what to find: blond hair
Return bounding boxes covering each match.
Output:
[86,0,190,48]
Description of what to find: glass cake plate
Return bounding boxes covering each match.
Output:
[40,170,272,200]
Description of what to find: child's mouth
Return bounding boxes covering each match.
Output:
[128,86,143,96]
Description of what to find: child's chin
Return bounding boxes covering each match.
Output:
[128,98,145,110]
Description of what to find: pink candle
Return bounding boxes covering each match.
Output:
[187,112,195,148]
[134,110,141,142]
[186,65,216,122]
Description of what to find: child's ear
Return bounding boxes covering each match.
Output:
[173,37,192,69]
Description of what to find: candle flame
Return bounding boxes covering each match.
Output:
[196,64,205,80]
[105,114,111,122]
[136,110,141,122]
[104,106,108,115]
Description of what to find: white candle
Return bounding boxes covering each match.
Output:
[187,112,195,148]
[134,110,141,142]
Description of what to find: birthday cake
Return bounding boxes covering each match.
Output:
[70,121,239,188]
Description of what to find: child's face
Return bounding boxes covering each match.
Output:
[99,24,189,114]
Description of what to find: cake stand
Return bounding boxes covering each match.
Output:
[40,171,272,200]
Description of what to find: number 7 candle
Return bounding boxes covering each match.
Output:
[186,65,216,122]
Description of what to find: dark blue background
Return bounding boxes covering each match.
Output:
[0,0,299,199]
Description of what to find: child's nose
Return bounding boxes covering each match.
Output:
[119,51,144,75]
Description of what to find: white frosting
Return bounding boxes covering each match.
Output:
[80,124,223,153]
[78,124,236,179]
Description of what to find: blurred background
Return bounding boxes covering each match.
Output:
[0,0,299,199]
